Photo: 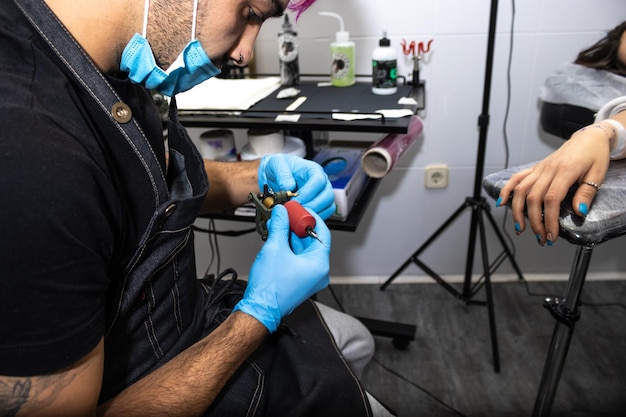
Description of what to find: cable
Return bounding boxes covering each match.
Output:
[192,224,256,237]
[516,275,626,310]
[582,300,626,310]
[211,220,221,278]
[203,219,219,279]
[518,278,559,299]
[501,0,515,172]
[327,286,466,416]
[327,284,346,313]
[499,0,517,259]
[192,220,255,279]
[371,356,469,417]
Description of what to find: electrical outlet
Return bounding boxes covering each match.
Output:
[424,164,449,189]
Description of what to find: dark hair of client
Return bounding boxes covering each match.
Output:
[575,21,626,77]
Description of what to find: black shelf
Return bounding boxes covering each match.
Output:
[179,113,410,134]
[177,81,423,135]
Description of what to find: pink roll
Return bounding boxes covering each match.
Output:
[361,116,423,178]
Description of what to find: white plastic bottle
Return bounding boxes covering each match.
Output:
[319,12,355,87]
[372,30,397,95]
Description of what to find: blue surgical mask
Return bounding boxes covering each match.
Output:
[119,0,221,96]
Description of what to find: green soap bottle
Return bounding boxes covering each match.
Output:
[319,12,355,87]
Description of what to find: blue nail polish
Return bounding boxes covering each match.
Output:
[535,234,541,242]
[495,197,502,208]
[514,223,521,234]
[579,203,588,217]
[547,240,553,247]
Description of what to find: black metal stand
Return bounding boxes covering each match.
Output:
[380,0,524,373]
[532,244,592,416]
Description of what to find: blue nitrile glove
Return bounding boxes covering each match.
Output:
[233,204,331,333]
[258,154,336,220]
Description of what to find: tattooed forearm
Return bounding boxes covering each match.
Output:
[0,340,103,415]
[0,378,31,417]
[0,371,79,416]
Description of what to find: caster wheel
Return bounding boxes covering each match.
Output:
[392,337,410,351]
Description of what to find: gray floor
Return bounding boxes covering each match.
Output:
[316,279,626,417]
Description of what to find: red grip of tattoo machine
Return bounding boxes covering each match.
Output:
[283,200,322,243]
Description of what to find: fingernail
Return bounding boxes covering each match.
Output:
[547,232,553,246]
[579,203,588,217]
[495,197,502,208]
[514,223,521,235]
[535,234,543,245]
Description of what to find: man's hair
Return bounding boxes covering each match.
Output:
[287,0,316,20]
[575,21,626,77]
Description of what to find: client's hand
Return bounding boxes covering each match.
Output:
[498,125,611,245]
[233,204,331,333]
[258,154,336,220]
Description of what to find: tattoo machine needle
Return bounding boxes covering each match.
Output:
[283,200,324,245]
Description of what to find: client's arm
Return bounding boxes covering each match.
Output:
[498,106,626,245]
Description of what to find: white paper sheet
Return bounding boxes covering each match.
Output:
[175,77,281,111]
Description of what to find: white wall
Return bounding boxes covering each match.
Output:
[193,0,626,280]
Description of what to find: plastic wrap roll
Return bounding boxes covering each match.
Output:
[361,116,423,178]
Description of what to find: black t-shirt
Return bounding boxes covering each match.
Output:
[0,1,166,375]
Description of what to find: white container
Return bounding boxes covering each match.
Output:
[199,129,237,161]
[372,30,398,95]
[240,135,306,161]
[246,129,286,157]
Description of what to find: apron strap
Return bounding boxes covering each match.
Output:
[14,0,169,206]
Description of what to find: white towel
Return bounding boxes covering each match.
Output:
[175,77,281,111]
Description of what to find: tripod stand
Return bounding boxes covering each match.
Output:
[380,0,524,373]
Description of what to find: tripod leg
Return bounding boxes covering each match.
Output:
[483,204,525,281]
[380,200,470,290]
[532,245,592,417]
[477,206,500,372]
[462,202,481,298]
[380,256,417,291]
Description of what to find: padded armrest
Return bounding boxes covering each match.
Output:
[540,102,596,140]
[482,160,626,245]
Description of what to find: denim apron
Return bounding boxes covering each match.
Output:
[16,1,372,415]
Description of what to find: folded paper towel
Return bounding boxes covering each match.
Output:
[175,77,281,111]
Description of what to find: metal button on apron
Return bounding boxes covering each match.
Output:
[164,204,177,217]
[112,102,132,123]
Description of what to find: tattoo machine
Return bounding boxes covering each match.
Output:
[248,185,323,244]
